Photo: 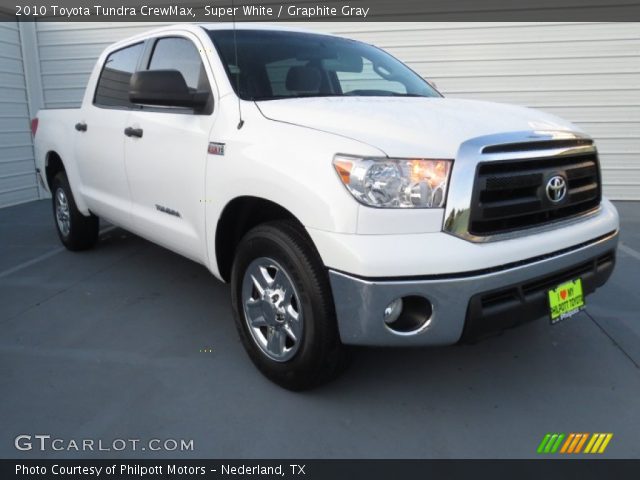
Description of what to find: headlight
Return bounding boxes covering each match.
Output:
[333,154,452,208]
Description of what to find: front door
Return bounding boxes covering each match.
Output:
[124,35,217,262]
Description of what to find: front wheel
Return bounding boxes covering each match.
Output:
[51,171,99,251]
[230,221,350,391]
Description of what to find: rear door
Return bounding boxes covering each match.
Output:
[123,34,217,262]
[74,42,144,227]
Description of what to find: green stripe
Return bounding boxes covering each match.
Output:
[544,434,559,453]
[537,434,552,453]
[550,434,565,453]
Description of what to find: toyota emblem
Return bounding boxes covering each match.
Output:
[546,175,567,203]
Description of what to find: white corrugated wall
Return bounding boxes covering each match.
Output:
[0,21,39,208]
[7,21,640,204]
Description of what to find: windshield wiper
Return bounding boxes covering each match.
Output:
[252,93,344,101]
[389,93,429,97]
[251,93,430,101]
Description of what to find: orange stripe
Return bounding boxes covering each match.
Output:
[574,433,589,453]
[560,434,576,454]
[567,434,582,453]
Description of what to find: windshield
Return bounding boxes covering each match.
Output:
[207,29,440,101]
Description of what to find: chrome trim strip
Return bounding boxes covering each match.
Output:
[443,130,598,243]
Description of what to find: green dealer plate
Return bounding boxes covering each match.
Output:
[548,278,585,324]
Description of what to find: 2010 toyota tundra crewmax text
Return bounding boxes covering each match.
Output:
[32,24,619,390]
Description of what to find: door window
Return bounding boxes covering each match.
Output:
[148,37,211,94]
[94,42,144,108]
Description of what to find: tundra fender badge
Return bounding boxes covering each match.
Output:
[208,142,225,156]
[155,204,181,218]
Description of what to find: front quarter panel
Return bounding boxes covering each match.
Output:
[204,98,385,279]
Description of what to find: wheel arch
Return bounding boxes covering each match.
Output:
[44,151,66,191]
[214,196,310,282]
[41,149,91,215]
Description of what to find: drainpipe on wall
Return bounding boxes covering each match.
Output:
[18,21,47,199]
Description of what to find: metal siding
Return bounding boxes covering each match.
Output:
[34,21,640,199]
[36,23,157,108]
[0,22,38,208]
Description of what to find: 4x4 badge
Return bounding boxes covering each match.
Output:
[208,142,225,156]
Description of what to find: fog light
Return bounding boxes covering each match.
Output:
[383,298,404,325]
[383,296,433,334]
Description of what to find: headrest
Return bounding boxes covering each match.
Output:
[285,66,321,92]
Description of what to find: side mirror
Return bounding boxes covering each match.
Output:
[129,70,208,110]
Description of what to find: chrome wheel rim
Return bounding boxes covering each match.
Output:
[241,257,303,362]
[55,187,71,237]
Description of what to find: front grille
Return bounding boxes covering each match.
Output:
[469,151,601,235]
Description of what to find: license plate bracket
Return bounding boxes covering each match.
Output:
[548,278,585,324]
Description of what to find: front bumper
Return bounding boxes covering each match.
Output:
[329,230,618,346]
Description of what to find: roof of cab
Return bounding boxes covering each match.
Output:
[201,23,330,34]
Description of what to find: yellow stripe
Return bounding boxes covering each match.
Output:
[574,433,589,453]
[590,434,606,454]
[598,434,613,453]
[560,434,575,454]
[568,434,582,453]
[584,434,598,453]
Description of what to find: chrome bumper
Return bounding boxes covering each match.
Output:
[329,231,618,346]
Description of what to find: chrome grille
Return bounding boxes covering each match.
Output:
[468,149,601,235]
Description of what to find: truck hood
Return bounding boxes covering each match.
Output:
[256,97,581,158]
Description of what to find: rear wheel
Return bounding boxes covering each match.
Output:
[230,221,350,391]
[51,171,99,251]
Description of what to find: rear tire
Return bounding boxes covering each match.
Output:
[51,171,99,251]
[230,220,350,391]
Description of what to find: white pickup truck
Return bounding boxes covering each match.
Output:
[33,24,619,390]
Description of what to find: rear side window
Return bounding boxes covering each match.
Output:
[148,37,211,93]
[94,42,144,108]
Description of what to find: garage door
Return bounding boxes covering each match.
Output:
[0,21,39,208]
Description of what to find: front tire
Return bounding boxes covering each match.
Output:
[51,171,99,251]
[230,221,349,391]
